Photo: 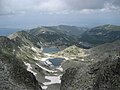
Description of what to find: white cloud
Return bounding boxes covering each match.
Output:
[0,0,120,15]
[38,0,67,11]
[65,0,107,10]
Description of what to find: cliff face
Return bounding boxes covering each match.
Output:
[60,57,120,90]
[0,54,42,90]
[0,36,42,90]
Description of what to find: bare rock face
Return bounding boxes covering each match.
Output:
[0,53,42,90]
[91,57,120,90]
[0,54,41,90]
[60,57,120,90]
[0,36,42,90]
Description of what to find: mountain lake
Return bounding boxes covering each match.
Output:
[48,58,65,66]
[43,47,60,53]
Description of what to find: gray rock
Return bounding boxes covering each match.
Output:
[0,36,42,90]
[60,57,120,90]
[0,53,42,90]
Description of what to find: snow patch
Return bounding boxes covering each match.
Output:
[40,41,43,44]
[41,86,48,90]
[64,57,69,60]
[24,62,37,75]
[56,66,63,72]
[13,49,15,52]
[45,60,52,65]
[18,46,23,51]
[41,47,43,51]
[81,59,84,61]
[41,58,49,61]
[43,75,62,85]
[54,74,58,75]
[44,53,53,57]
[36,63,57,73]
[42,31,46,33]
[24,46,30,49]
[34,56,41,60]
[31,47,37,52]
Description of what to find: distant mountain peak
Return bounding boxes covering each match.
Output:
[94,24,120,31]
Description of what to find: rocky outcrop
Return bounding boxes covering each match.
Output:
[8,31,40,48]
[0,36,42,90]
[0,54,42,90]
[60,57,120,90]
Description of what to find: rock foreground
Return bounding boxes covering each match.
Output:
[60,57,120,90]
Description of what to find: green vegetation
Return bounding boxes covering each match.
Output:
[80,24,120,45]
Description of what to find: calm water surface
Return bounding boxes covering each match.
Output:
[48,58,65,66]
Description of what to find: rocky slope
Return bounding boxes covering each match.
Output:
[49,40,119,73]
[8,31,40,48]
[1,24,120,90]
[59,39,120,90]
[58,40,120,61]
[0,36,42,90]
[56,45,87,58]
[60,56,120,90]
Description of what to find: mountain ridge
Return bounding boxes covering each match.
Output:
[80,24,120,46]
[0,24,120,90]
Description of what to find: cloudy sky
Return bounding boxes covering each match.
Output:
[0,0,120,28]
